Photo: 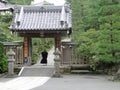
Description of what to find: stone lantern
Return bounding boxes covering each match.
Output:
[7,49,15,76]
[53,48,61,77]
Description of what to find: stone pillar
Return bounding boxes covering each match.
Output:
[7,49,15,76]
[112,69,120,80]
[53,48,61,77]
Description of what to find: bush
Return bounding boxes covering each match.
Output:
[0,42,8,73]
[8,0,32,5]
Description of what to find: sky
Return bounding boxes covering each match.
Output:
[34,0,65,5]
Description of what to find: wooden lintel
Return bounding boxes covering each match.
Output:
[18,32,67,38]
[0,8,14,12]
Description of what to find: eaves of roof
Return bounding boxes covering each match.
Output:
[10,5,72,33]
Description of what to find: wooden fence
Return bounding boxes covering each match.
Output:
[4,47,24,67]
[3,42,24,67]
[62,47,89,67]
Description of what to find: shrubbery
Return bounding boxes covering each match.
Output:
[71,0,120,73]
[0,42,8,73]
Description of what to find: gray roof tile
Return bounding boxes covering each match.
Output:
[10,5,72,31]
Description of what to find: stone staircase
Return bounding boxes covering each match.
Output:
[70,64,91,74]
[18,65,55,77]
[18,47,55,77]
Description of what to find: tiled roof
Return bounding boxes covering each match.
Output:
[0,2,13,8]
[10,5,72,31]
[0,2,4,8]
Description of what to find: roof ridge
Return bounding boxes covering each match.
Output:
[10,5,72,32]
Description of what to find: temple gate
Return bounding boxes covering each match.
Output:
[10,5,72,65]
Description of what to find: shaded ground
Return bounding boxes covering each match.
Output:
[32,74,120,90]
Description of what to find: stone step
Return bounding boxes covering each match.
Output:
[71,70,91,74]
[19,66,55,77]
[71,64,90,70]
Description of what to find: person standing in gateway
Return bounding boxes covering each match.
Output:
[40,50,48,65]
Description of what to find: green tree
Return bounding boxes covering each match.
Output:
[71,0,100,60]
[71,0,120,70]
[93,0,120,66]
[8,0,32,5]
[0,14,14,41]
[0,42,8,73]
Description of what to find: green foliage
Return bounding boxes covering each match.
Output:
[0,14,23,42]
[71,0,120,70]
[65,0,73,3]
[77,44,92,60]
[0,14,13,41]
[8,0,32,5]
[0,42,8,73]
[95,0,120,67]
[0,14,11,73]
[0,33,7,42]
[0,14,12,23]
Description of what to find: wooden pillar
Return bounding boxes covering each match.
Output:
[28,37,32,65]
[23,37,29,64]
[23,37,28,58]
[55,36,61,51]
[23,37,32,65]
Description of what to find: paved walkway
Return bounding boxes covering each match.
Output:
[0,77,50,90]
[35,46,54,66]
[0,47,120,90]
[37,75,120,90]
[32,75,120,90]
[0,47,55,90]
